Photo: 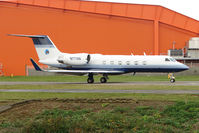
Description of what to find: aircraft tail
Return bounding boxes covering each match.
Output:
[8,34,61,61]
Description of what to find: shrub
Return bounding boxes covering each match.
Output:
[22,102,199,133]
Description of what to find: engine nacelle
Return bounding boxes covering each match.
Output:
[57,53,90,65]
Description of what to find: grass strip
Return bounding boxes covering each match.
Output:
[0,92,199,102]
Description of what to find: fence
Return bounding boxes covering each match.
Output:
[25,65,57,76]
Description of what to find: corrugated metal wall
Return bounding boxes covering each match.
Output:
[0,1,199,76]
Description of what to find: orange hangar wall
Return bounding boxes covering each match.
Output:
[0,0,199,76]
[159,23,198,54]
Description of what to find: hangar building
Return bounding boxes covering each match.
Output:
[0,0,199,76]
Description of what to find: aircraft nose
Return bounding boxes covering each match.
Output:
[180,64,189,71]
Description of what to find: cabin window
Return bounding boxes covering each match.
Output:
[126,61,130,65]
[118,61,122,65]
[103,61,106,65]
[165,58,170,61]
[110,61,114,65]
[143,61,147,65]
[134,61,138,65]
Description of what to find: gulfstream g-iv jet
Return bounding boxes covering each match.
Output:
[9,34,189,83]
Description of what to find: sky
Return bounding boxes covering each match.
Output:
[88,0,199,21]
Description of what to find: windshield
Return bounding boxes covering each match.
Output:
[170,58,176,62]
[165,58,176,62]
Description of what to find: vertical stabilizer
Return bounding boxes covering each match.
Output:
[8,34,61,60]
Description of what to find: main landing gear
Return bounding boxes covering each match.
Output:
[100,74,108,83]
[168,73,175,83]
[87,73,94,83]
[87,73,109,84]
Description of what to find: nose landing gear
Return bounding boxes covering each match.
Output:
[168,73,175,83]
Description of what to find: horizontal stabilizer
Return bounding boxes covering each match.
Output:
[8,34,46,38]
[8,34,53,46]
[30,58,42,71]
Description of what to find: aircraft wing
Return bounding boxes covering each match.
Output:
[30,58,124,74]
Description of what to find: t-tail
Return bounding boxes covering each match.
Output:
[8,34,62,61]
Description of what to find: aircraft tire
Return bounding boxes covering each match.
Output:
[87,78,94,83]
[100,77,107,83]
[170,78,175,83]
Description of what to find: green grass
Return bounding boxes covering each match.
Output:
[0,92,199,102]
[3,101,199,133]
[0,75,199,82]
[0,84,199,90]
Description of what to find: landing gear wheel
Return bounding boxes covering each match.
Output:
[100,77,107,83]
[87,78,94,83]
[87,73,94,84]
[168,73,175,83]
[170,78,175,83]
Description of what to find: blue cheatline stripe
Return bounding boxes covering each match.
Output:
[59,67,187,73]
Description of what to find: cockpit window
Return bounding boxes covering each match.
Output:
[165,58,170,61]
[170,58,176,62]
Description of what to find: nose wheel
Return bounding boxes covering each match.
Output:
[170,78,175,83]
[168,73,175,83]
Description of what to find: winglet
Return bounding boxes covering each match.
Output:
[30,58,42,71]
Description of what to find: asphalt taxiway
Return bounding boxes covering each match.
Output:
[0,81,199,94]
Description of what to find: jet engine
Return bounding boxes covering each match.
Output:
[57,53,91,65]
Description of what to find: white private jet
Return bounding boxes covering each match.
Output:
[9,34,189,83]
